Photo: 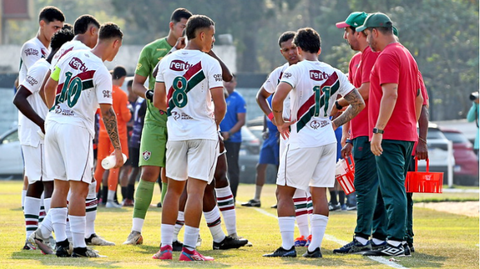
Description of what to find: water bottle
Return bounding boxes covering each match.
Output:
[101,153,127,169]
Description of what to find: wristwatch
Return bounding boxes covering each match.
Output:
[373,128,384,134]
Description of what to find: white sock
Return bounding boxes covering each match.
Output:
[85,198,97,238]
[43,198,51,213]
[183,225,200,251]
[215,186,236,235]
[308,214,328,252]
[107,190,115,202]
[278,216,295,250]
[51,208,68,242]
[66,218,72,242]
[24,196,41,239]
[39,212,53,238]
[69,215,86,248]
[387,240,402,247]
[132,217,144,233]
[160,224,174,247]
[372,237,385,245]
[204,206,226,243]
[254,185,263,201]
[355,236,369,245]
[22,190,27,208]
[173,211,185,241]
[39,193,45,223]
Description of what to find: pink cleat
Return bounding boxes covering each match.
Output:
[152,245,172,260]
[179,247,214,261]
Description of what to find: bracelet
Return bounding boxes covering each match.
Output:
[346,139,352,144]
[418,137,427,143]
[335,100,343,110]
[267,112,274,121]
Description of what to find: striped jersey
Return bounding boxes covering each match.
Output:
[262,62,291,120]
[280,60,354,149]
[46,49,112,136]
[156,49,223,141]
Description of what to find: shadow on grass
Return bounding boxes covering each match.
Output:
[11,250,122,268]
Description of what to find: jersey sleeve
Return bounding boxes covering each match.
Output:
[21,64,46,93]
[236,93,247,114]
[95,68,113,105]
[51,66,62,82]
[336,70,355,97]
[280,65,298,89]
[135,45,152,78]
[262,69,279,94]
[155,56,167,83]
[207,58,224,90]
[21,43,42,71]
[418,71,429,105]
[377,53,400,85]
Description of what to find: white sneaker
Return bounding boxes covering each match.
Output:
[28,229,54,254]
[86,233,115,246]
[106,201,122,208]
[123,231,143,245]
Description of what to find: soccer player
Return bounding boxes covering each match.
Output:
[264,27,365,258]
[43,22,124,258]
[14,27,73,252]
[153,14,226,261]
[255,31,312,247]
[332,12,389,254]
[18,7,64,244]
[94,66,131,208]
[356,13,423,256]
[124,8,193,245]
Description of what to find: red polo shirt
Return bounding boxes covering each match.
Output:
[369,42,419,142]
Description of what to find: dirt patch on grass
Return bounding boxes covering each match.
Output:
[414,201,479,217]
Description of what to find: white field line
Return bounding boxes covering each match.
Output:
[248,205,410,269]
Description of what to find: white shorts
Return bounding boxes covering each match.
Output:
[22,144,52,183]
[44,121,93,183]
[276,143,336,191]
[279,136,288,161]
[166,139,218,183]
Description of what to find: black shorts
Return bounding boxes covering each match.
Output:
[129,146,140,168]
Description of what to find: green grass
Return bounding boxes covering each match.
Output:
[1,181,478,268]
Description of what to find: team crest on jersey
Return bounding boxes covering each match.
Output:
[283,72,292,79]
[136,63,142,70]
[142,150,151,161]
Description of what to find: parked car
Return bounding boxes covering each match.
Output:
[440,127,479,185]
[416,123,455,182]
[0,128,23,177]
[239,126,260,184]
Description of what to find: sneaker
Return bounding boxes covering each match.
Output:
[328,202,341,211]
[263,246,296,257]
[294,235,308,247]
[341,204,347,211]
[55,239,71,257]
[71,247,104,258]
[303,247,322,258]
[85,233,115,246]
[106,201,122,208]
[306,235,312,247]
[172,240,183,252]
[241,199,261,207]
[157,202,162,208]
[363,243,405,257]
[271,204,277,209]
[48,236,56,250]
[196,234,202,247]
[28,230,54,255]
[333,237,372,254]
[229,233,252,247]
[152,245,172,260]
[123,231,143,245]
[403,242,411,256]
[179,248,214,261]
[370,239,387,250]
[23,241,36,250]
[213,235,248,250]
[346,205,357,211]
[408,242,415,253]
[123,198,134,207]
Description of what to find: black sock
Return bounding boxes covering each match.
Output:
[127,184,135,200]
[101,186,108,204]
[339,191,345,206]
[330,190,338,204]
[121,186,127,201]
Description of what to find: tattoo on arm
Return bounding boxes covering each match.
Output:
[103,107,121,150]
[333,89,365,127]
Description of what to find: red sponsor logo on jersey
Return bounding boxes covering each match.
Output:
[170,60,194,71]
[309,70,330,81]
[69,57,88,72]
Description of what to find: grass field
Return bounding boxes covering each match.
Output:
[1,181,478,269]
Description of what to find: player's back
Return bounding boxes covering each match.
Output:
[158,50,223,141]
[47,49,112,136]
[50,40,90,72]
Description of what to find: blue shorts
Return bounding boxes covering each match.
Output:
[259,138,279,165]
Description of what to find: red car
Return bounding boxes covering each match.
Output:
[440,127,479,185]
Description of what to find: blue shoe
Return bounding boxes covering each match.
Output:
[294,236,308,247]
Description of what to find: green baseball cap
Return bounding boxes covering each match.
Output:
[356,12,393,32]
[336,12,368,28]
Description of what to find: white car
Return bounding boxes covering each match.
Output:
[0,128,23,177]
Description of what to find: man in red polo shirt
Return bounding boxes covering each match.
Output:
[356,13,423,257]
[332,11,388,254]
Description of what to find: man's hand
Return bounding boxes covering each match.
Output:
[112,149,124,169]
[221,131,230,141]
[415,139,429,160]
[175,37,187,50]
[276,120,295,140]
[341,143,353,159]
[370,133,383,156]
